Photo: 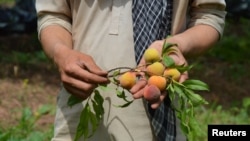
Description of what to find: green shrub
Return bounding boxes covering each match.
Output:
[193,97,250,141]
[0,105,54,141]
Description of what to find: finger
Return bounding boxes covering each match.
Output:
[150,91,167,109]
[64,63,109,84]
[167,47,189,83]
[168,53,186,66]
[137,59,147,72]
[61,73,97,97]
[179,71,189,83]
[130,78,147,99]
[138,41,163,67]
[77,68,109,84]
[77,58,108,77]
[130,72,147,93]
[138,58,146,67]
[64,84,92,100]
[147,40,164,53]
[132,88,145,99]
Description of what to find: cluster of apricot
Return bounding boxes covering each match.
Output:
[118,48,181,103]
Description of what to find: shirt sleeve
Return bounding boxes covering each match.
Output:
[35,0,72,39]
[189,0,227,38]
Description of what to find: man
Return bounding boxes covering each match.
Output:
[36,0,226,140]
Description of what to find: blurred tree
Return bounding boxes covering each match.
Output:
[226,0,250,20]
[0,0,36,35]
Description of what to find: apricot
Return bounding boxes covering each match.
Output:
[119,72,137,89]
[146,62,165,76]
[163,68,181,81]
[143,85,161,103]
[143,48,161,63]
[147,75,167,91]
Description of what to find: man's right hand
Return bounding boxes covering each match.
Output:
[53,46,110,100]
[40,25,109,100]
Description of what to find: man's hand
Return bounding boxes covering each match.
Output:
[130,39,189,109]
[40,25,110,100]
[54,46,110,100]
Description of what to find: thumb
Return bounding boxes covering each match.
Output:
[78,59,108,77]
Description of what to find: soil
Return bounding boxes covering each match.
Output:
[0,34,60,130]
[0,34,249,130]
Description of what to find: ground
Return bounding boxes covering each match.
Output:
[0,34,249,130]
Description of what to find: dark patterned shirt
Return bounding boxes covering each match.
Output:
[132,0,176,140]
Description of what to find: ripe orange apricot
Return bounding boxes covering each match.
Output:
[163,68,181,81]
[143,85,161,103]
[119,72,137,89]
[147,75,167,91]
[146,62,165,76]
[143,48,161,63]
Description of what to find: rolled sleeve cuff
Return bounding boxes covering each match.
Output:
[189,8,227,39]
[37,14,72,39]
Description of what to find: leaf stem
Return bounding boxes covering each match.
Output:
[107,67,133,73]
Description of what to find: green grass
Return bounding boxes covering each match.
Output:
[193,98,250,141]
[207,18,250,64]
[0,105,54,141]
[0,51,49,65]
[0,0,15,3]
[205,18,250,82]
[0,0,15,6]
[0,99,249,141]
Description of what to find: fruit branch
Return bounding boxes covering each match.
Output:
[67,39,210,141]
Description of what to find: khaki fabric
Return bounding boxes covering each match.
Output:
[53,86,155,141]
[171,0,226,37]
[37,0,227,39]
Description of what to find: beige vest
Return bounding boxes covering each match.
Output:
[71,0,136,70]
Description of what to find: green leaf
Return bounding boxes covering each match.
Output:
[74,103,90,141]
[168,82,175,92]
[21,107,32,122]
[113,100,134,108]
[182,79,209,91]
[74,90,105,141]
[116,89,132,103]
[0,132,11,141]
[186,84,209,91]
[243,97,250,109]
[180,96,188,112]
[88,110,98,138]
[173,84,186,98]
[116,89,126,99]
[167,83,175,102]
[93,90,104,118]
[175,65,193,74]
[189,116,201,133]
[98,84,110,91]
[180,117,190,136]
[91,99,103,121]
[37,104,51,115]
[26,131,44,141]
[162,41,178,56]
[67,95,83,107]
[185,89,208,107]
[187,115,203,141]
[112,69,121,77]
[162,55,175,67]
[112,77,119,85]
[94,90,104,104]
